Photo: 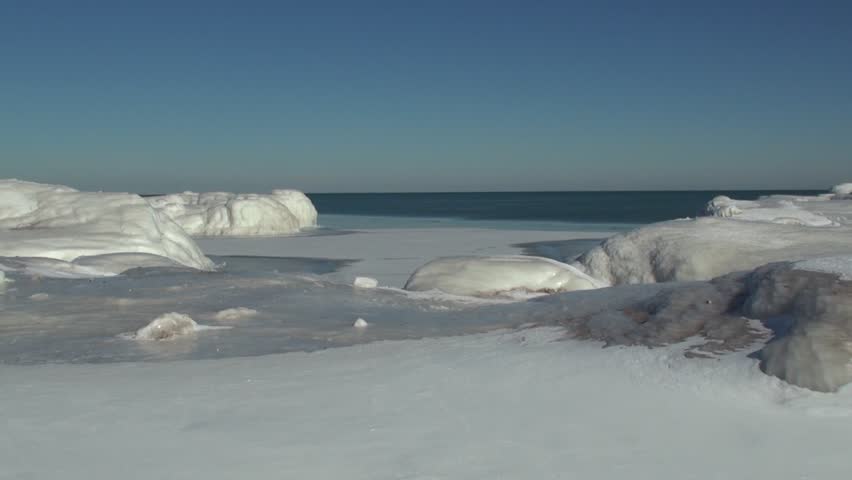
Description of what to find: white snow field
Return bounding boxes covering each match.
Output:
[147,189,317,236]
[405,255,605,296]
[705,183,852,226]
[0,179,213,273]
[4,181,852,478]
[3,328,852,480]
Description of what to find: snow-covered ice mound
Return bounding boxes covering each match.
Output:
[147,189,317,236]
[0,179,213,273]
[831,182,852,198]
[705,182,852,226]
[574,217,852,285]
[131,312,200,340]
[405,255,605,296]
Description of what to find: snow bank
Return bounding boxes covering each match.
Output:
[0,179,213,273]
[405,255,605,296]
[574,217,852,285]
[705,183,852,226]
[147,189,317,236]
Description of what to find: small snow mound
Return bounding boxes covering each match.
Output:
[215,307,259,321]
[705,196,743,217]
[353,318,369,328]
[29,293,49,301]
[405,255,606,297]
[133,313,200,341]
[353,276,378,288]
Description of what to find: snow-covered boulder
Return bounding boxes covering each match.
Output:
[574,218,852,286]
[405,255,606,297]
[0,179,213,273]
[147,189,317,236]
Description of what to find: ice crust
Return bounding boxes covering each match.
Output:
[704,183,852,226]
[147,190,317,236]
[0,179,213,272]
[405,255,605,296]
[132,312,200,341]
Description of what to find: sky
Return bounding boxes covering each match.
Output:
[1,1,850,193]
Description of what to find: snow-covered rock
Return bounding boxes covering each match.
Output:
[405,255,606,297]
[574,217,852,286]
[147,190,317,236]
[0,180,213,273]
[704,183,852,226]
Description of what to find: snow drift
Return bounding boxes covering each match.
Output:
[704,182,852,226]
[0,179,213,273]
[574,217,852,286]
[147,190,317,236]
[405,255,605,296]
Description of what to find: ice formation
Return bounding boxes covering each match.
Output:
[214,307,259,321]
[353,276,378,288]
[574,217,852,286]
[831,182,852,198]
[132,313,200,341]
[704,182,852,226]
[405,255,605,296]
[0,179,213,273]
[147,190,317,236]
[353,318,369,328]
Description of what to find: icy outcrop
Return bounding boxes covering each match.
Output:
[574,218,852,286]
[704,183,852,226]
[405,255,606,297]
[353,318,369,328]
[147,190,317,236]
[831,183,852,198]
[0,179,213,272]
[132,313,200,341]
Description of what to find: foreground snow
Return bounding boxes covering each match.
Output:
[0,179,213,273]
[2,328,851,480]
[147,190,317,236]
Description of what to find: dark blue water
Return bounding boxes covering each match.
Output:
[308,190,820,225]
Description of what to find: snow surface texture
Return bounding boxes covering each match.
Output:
[405,255,605,296]
[795,255,852,281]
[3,328,852,480]
[214,307,259,322]
[147,190,317,236]
[575,217,852,286]
[0,179,213,272]
[705,182,852,226]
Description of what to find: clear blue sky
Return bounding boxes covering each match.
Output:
[1,1,850,192]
